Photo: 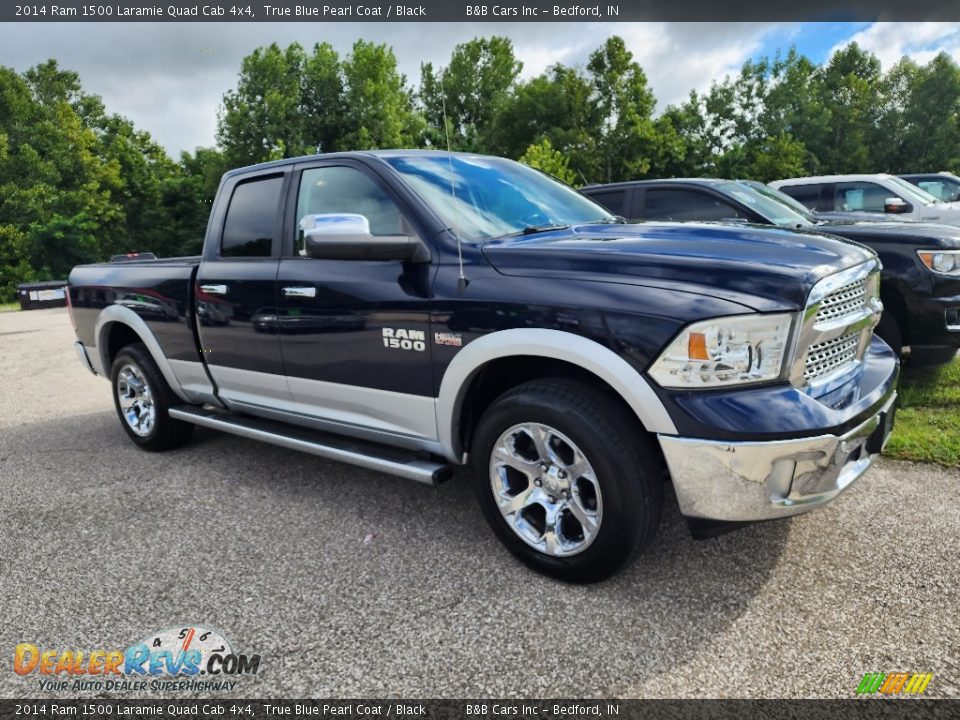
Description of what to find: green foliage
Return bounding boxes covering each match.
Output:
[7,35,960,302]
[0,60,210,298]
[420,37,522,152]
[519,138,577,185]
[885,356,960,467]
[338,40,423,150]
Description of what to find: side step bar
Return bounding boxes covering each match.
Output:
[169,405,454,486]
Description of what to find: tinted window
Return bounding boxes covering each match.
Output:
[297,166,404,245]
[833,182,892,212]
[221,176,283,257]
[585,189,627,216]
[779,184,822,210]
[643,189,745,222]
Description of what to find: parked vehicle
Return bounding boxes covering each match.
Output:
[110,252,157,263]
[900,172,960,203]
[68,152,899,582]
[770,174,960,225]
[737,180,911,224]
[582,178,960,365]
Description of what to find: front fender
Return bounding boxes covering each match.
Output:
[434,328,678,462]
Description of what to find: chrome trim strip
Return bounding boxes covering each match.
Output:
[436,328,679,462]
[169,406,451,485]
[659,393,896,522]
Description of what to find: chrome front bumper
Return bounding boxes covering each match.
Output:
[658,394,897,522]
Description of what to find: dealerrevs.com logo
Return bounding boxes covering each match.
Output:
[13,626,261,693]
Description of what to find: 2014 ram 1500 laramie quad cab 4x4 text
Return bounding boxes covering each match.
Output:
[67,151,899,582]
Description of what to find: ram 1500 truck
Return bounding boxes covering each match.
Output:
[68,151,899,582]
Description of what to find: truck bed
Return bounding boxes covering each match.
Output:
[68,258,201,365]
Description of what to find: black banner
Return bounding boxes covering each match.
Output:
[6,0,960,22]
[1,700,958,720]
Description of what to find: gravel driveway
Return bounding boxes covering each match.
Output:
[1,308,957,698]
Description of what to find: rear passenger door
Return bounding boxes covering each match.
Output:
[195,169,289,409]
[640,188,748,222]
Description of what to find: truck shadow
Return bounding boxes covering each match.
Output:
[4,411,791,697]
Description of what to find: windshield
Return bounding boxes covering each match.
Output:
[384,154,614,242]
[735,180,819,224]
[714,181,814,228]
[888,177,939,205]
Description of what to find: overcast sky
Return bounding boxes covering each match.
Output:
[1,21,959,156]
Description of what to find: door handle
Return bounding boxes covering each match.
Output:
[282,286,317,298]
[200,284,228,296]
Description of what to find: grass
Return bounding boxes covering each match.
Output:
[884,354,960,467]
[0,302,19,313]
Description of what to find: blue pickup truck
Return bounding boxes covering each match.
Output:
[67,151,899,582]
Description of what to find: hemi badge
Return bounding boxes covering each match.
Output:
[434,332,462,347]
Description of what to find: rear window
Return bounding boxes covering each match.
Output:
[221,176,283,257]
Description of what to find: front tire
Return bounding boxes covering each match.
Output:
[111,343,194,451]
[470,379,663,583]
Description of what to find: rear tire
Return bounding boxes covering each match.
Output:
[470,378,663,583]
[110,343,194,451]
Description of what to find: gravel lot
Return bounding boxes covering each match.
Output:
[1,307,958,699]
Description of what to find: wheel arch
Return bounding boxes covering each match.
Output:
[93,305,190,403]
[436,329,677,462]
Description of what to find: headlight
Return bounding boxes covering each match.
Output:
[917,250,960,275]
[649,313,795,388]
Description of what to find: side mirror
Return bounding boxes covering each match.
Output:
[300,214,430,262]
[884,197,911,214]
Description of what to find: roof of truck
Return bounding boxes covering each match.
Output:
[224,149,494,179]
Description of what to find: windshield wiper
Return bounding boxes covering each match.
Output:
[520,223,570,234]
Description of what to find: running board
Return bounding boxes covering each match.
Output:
[169,405,454,485]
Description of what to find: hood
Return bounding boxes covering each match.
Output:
[481,221,876,312]
[815,220,960,249]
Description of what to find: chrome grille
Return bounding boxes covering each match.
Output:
[804,331,861,382]
[815,278,867,324]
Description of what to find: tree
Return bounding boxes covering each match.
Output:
[812,43,883,173]
[519,138,577,185]
[420,37,522,151]
[217,42,310,166]
[896,53,960,172]
[338,40,423,150]
[490,65,601,184]
[586,36,658,183]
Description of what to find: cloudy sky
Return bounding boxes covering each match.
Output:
[1,21,959,156]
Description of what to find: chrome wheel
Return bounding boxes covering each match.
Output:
[116,363,156,437]
[489,423,603,557]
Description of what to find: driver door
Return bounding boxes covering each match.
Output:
[273,160,437,446]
